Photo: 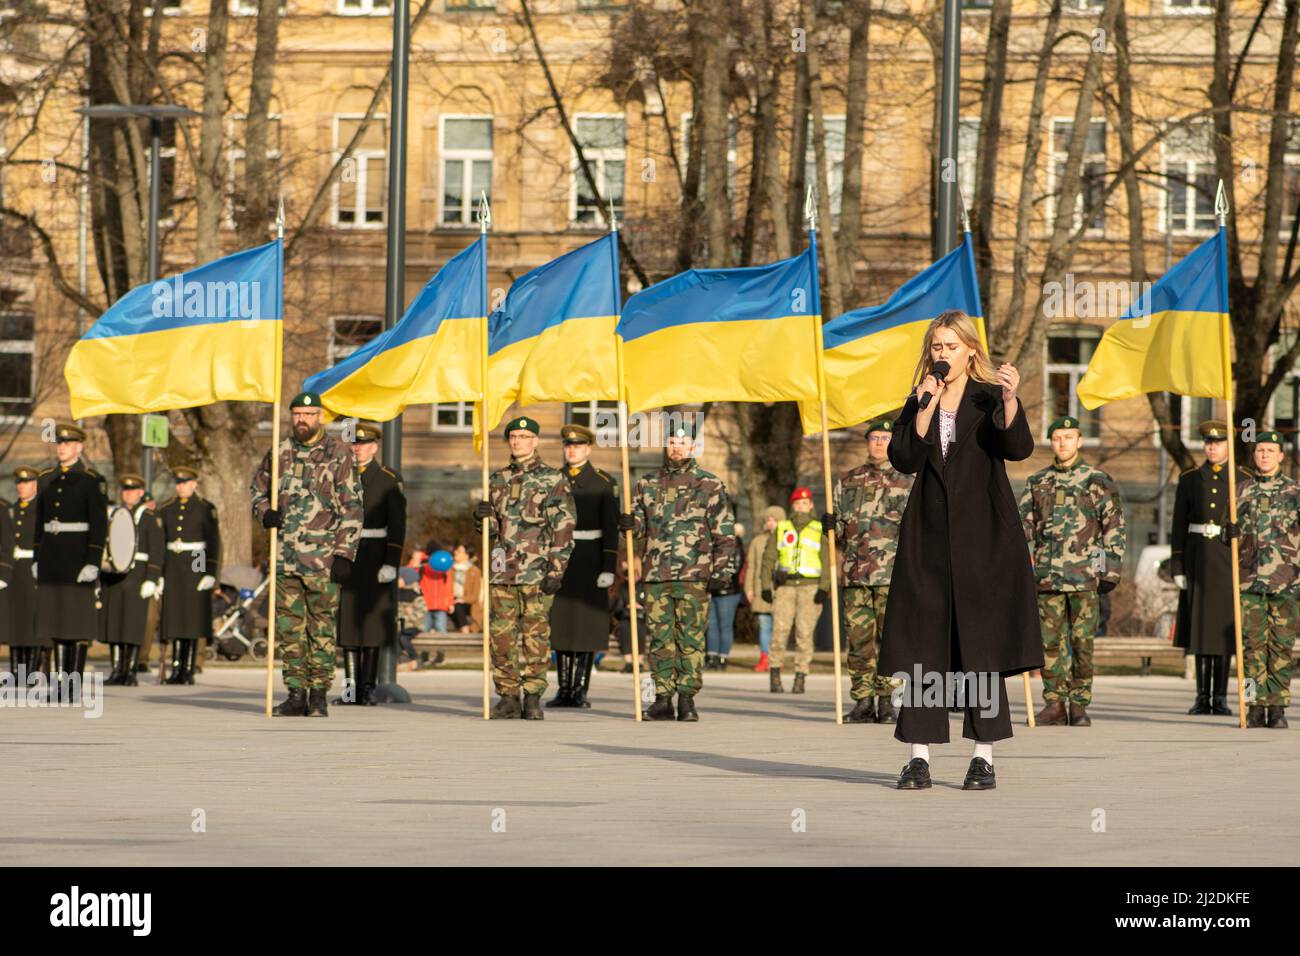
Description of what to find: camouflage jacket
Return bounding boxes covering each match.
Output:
[1018,456,1126,592]
[1237,470,1300,595]
[250,432,363,577]
[630,456,738,584]
[484,454,576,587]
[831,459,913,587]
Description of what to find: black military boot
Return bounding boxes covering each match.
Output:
[183,640,199,685]
[72,642,88,681]
[547,652,574,708]
[490,694,522,719]
[1267,706,1288,729]
[1209,657,1231,715]
[844,698,875,723]
[572,652,594,709]
[48,642,68,702]
[164,641,187,685]
[521,692,544,720]
[875,695,898,724]
[643,694,675,720]
[273,687,309,717]
[1068,703,1092,727]
[1246,705,1267,728]
[103,644,123,686]
[121,646,140,687]
[792,673,807,694]
[770,667,784,693]
[306,688,329,717]
[676,694,699,722]
[1187,656,1211,714]
[333,649,359,705]
[360,648,380,705]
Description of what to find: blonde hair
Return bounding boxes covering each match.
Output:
[911,310,997,389]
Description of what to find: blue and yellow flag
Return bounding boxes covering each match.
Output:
[304,236,485,421]
[799,233,984,434]
[65,240,283,418]
[1077,228,1230,409]
[617,246,820,413]
[481,232,620,440]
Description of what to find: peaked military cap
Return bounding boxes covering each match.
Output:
[54,423,86,442]
[1254,429,1284,448]
[13,467,38,482]
[1047,415,1082,437]
[172,466,199,482]
[1199,420,1228,441]
[504,416,540,437]
[864,418,893,437]
[118,473,145,490]
[352,422,383,444]
[561,423,595,445]
[290,391,324,409]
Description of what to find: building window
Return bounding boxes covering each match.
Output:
[233,0,286,14]
[446,0,494,8]
[1050,119,1106,233]
[340,0,391,14]
[145,0,182,14]
[566,400,620,445]
[432,402,474,432]
[1281,120,1299,237]
[803,115,846,220]
[571,114,625,225]
[1168,394,1219,446]
[329,315,383,365]
[957,117,979,211]
[0,311,33,419]
[1166,0,1212,12]
[226,114,282,227]
[441,116,492,227]
[1163,120,1216,235]
[1044,328,1102,441]
[333,115,387,228]
[961,0,992,8]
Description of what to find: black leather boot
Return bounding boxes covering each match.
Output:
[522,692,544,720]
[6,646,16,681]
[490,694,522,719]
[104,644,123,686]
[1210,656,1231,715]
[844,698,875,723]
[333,649,359,705]
[770,667,783,693]
[164,641,187,685]
[676,694,698,721]
[72,642,88,681]
[1267,706,1288,729]
[1247,705,1267,728]
[1187,656,1211,714]
[792,673,807,694]
[122,646,140,686]
[360,648,379,705]
[643,694,675,720]
[547,651,573,708]
[875,695,898,723]
[274,687,309,716]
[183,639,198,685]
[306,688,329,717]
[572,652,594,709]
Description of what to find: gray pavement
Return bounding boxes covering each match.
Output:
[1,667,1294,865]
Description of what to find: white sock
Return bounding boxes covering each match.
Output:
[973,743,993,766]
[910,744,930,763]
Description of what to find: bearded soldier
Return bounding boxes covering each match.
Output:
[101,473,164,686]
[1235,430,1298,729]
[1018,416,1126,727]
[473,416,576,720]
[35,423,108,695]
[335,422,406,706]
[619,421,738,722]
[6,468,40,681]
[547,423,618,709]
[252,391,363,718]
[824,418,914,723]
[158,467,220,685]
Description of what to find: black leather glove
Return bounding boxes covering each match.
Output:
[540,575,563,595]
[773,569,789,587]
[1222,521,1240,542]
[617,513,636,533]
[814,588,828,604]
[1097,578,1117,595]
[261,508,283,529]
[329,556,353,585]
[474,501,493,522]
[821,512,836,530]
[761,589,773,604]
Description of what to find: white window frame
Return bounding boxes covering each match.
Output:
[224,112,283,229]
[1042,326,1103,446]
[332,113,388,230]
[566,400,621,446]
[1165,0,1213,14]
[438,114,493,228]
[144,0,183,15]
[232,0,287,15]
[1170,395,1220,448]
[1048,117,1107,235]
[1161,119,1216,237]
[569,112,626,227]
[803,114,846,224]
[0,311,34,426]
[329,315,384,365]
[338,0,391,15]
[432,402,474,433]
[960,0,992,11]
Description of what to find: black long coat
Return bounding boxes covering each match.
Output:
[34,459,107,643]
[1169,462,1237,656]
[878,381,1044,680]
[550,461,618,652]
[159,495,220,639]
[100,504,164,647]
[338,462,406,649]
[7,498,39,647]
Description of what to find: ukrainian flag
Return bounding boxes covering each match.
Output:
[481,232,620,439]
[65,240,283,418]
[798,233,984,434]
[1077,228,1230,409]
[304,236,485,421]
[617,246,820,413]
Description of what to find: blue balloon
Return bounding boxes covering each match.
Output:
[429,550,453,572]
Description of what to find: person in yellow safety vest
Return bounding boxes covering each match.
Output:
[760,486,831,693]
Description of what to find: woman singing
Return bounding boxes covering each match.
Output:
[879,310,1043,791]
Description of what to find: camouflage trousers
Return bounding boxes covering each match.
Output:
[489,585,554,697]
[277,573,340,691]
[1038,590,1098,705]
[1241,592,1295,707]
[770,582,820,675]
[844,586,897,701]
[644,581,710,698]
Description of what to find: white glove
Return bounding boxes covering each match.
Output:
[377,564,397,584]
[596,572,615,588]
[1174,574,1187,590]
[76,564,99,583]
[31,562,37,579]
[197,574,216,591]
[0,579,8,591]
[140,580,158,600]
[156,578,165,596]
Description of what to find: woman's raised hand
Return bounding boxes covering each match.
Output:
[996,363,1020,403]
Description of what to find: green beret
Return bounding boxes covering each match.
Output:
[55,423,86,442]
[504,416,540,438]
[864,418,893,437]
[1199,420,1228,441]
[1047,416,1081,438]
[561,423,595,445]
[1255,430,1284,448]
[290,391,324,410]
[352,422,383,444]
[665,419,697,440]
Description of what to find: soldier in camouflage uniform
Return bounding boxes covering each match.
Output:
[824,418,913,724]
[473,416,576,720]
[618,421,738,722]
[251,391,363,717]
[1235,430,1298,729]
[1018,415,1126,727]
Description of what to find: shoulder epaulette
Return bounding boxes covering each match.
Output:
[593,467,613,483]
[38,467,53,477]
[380,465,401,480]
[1179,467,1198,477]
[159,496,177,508]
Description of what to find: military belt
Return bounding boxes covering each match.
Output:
[134,551,151,561]
[167,540,207,552]
[1188,522,1223,538]
[43,521,89,533]
[359,528,388,539]
[572,529,602,540]
[13,547,33,560]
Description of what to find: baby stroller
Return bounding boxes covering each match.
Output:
[208,564,270,663]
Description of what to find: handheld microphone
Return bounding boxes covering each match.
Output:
[918,360,951,410]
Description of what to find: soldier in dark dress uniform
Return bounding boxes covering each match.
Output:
[547,423,618,708]
[158,467,220,685]
[5,468,39,680]
[335,422,406,706]
[1171,420,1240,716]
[100,473,164,686]
[34,424,108,696]
[0,487,12,676]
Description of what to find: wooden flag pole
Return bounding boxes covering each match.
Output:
[478,195,492,720]
[616,337,643,722]
[265,204,286,717]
